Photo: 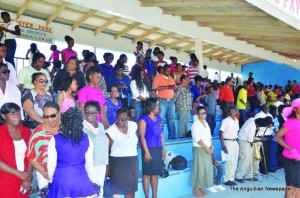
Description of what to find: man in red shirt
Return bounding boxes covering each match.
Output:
[219,77,235,119]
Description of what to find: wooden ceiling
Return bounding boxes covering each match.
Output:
[140,0,300,60]
[0,0,266,66]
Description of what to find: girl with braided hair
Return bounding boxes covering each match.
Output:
[47,107,96,197]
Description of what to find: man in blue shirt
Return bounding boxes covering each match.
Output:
[98,52,114,89]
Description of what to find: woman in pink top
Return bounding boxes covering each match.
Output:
[49,44,61,80]
[78,66,105,122]
[275,98,300,197]
[56,76,77,114]
[61,35,77,67]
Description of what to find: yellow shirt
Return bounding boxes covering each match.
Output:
[267,91,277,106]
[237,88,247,110]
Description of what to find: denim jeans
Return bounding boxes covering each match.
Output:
[177,110,190,138]
[130,100,142,122]
[5,39,16,67]
[213,164,224,185]
[158,98,176,139]
[238,109,248,128]
[206,113,216,136]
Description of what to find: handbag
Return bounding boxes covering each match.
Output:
[103,177,113,198]
[160,162,169,178]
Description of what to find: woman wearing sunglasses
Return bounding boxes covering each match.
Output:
[0,103,32,197]
[26,101,60,190]
[191,106,214,197]
[21,72,53,130]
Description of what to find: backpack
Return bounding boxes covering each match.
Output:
[164,151,177,168]
[169,155,187,170]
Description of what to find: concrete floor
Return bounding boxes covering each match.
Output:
[180,168,286,198]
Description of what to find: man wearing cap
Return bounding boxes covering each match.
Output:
[153,65,177,139]
[219,77,235,119]
[235,118,266,183]
[220,107,239,186]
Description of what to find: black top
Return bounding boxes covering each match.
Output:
[53,69,86,93]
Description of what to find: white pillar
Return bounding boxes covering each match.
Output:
[195,38,203,76]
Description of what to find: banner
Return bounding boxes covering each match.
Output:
[266,0,300,20]
[0,19,53,43]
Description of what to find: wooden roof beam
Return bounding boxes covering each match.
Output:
[219,53,240,63]
[228,56,249,64]
[164,37,191,50]
[46,2,69,25]
[203,44,215,51]
[235,58,262,66]
[72,10,97,31]
[149,32,176,46]
[203,48,224,57]
[177,43,195,53]
[16,0,33,19]
[94,16,121,36]
[132,27,160,44]
[163,8,268,17]
[140,0,249,7]
[210,50,235,61]
[114,22,141,40]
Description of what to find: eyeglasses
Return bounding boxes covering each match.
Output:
[1,69,10,74]
[37,79,48,84]
[84,111,98,116]
[43,113,57,119]
[198,112,207,115]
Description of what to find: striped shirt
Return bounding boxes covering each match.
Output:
[188,65,198,83]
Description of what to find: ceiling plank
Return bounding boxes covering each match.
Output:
[177,43,195,53]
[210,50,235,61]
[235,58,262,66]
[140,0,249,7]
[132,27,160,44]
[163,8,268,17]
[212,28,300,37]
[46,2,69,25]
[16,0,33,19]
[72,10,97,31]
[219,53,240,63]
[114,22,141,40]
[203,44,215,51]
[94,16,121,36]
[228,56,249,64]
[164,37,191,50]
[228,34,300,42]
[149,32,176,46]
[203,48,225,57]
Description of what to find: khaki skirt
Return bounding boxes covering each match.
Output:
[190,147,214,188]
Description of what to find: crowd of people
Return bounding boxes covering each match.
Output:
[0,11,300,198]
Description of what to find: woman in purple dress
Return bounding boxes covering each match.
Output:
[103,86,122,128]
[47,108,96,198]
[139,98,166,198]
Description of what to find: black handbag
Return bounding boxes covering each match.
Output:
[103,177,112,198]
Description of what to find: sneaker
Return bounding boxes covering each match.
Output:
[235,178,245,183]
[224,181,234,186]
[207,186,217,193]
[214,185,226,191]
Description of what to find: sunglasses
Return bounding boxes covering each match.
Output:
[198,112,207,115]
[37,79,49,83]
[84,111,98,116]
[1,69,10,74]
[43,113,57,119]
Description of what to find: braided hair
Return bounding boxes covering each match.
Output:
[60,108,84,144]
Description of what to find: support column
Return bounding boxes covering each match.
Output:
[195,38,203,76]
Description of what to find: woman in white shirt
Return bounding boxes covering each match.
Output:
[106,108,139,198]
[191,106,214,197]
[130,68,149,122]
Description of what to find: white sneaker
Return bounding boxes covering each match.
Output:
[214,185,226,190]
[207,186,217,193]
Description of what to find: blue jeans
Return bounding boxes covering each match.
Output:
[130,100,142,122]
[238,109,247,128]
[206,113,216,136]
[158,98,176,139]
[213,164,224,185]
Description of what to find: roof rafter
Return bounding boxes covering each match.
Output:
[46,2,69,25]
[164,37,190,50]
[149,32,176,46]
[177,43,195,53]
[132,27,160,44]
[16,0,33,19]
[203,48,224,57]
[72,10,97,31]
[114,22,141,40]
[210,50,235,61]
[94,16,121,36]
